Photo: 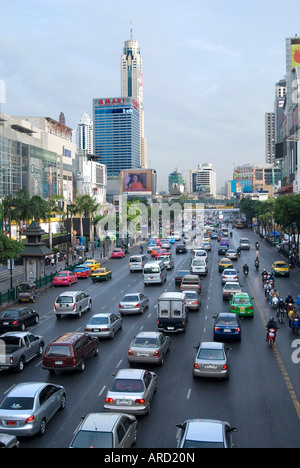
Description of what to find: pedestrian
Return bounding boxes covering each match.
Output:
[51,256,55,269]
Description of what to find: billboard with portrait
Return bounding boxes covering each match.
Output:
[122,170,152,194]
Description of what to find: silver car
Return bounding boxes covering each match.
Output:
[85,313,122,339]
[222,282,242,301]
[119,293,149,315]
[193,342,230,380]
[128,331,170,366]
[221,269,239,284]
[159,255,174,270]
[104,368,157,415]
[226,249,238,261]
[0,382,66,437]
[54,291,92,319]
[176,419,238,448]
[69,412,137,448]
[184,291,201,310]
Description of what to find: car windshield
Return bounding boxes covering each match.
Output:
[185,292,197,299]
[46,345,71,357]
[89,316,109,325]
[0,397,34,410]
[110,379,144,393]
[122,295,139,302]
[198,349,225,360]
[71,431,113,448]
[133,337,158,348]
[192,260,205,266]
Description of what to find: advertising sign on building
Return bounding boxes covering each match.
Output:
[29,146,57,198]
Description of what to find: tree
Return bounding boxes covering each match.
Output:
[0,233,24,264]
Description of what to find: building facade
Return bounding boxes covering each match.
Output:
[189,163,217,198]
[265,112,275,164]
[93,97,140,177]
[121,30,147,168]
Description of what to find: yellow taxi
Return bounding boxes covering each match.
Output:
[218,258,233,272]
[272,261,290,277]
[91,267,112,282]
[83,259,101,272]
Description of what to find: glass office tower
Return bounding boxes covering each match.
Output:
[93,97,140,177]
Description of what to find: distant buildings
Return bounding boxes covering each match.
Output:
[189,163,217,198]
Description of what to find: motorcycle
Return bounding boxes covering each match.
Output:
[272,296,279,309]
[292,317,300,336]
[262,274,268,285]
[277,304,285,324]
[243,267,249,277]
[267,328,277,348]
[255,242,259,250]
[255,261,260,271]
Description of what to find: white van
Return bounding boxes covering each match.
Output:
[128,254,146,272]
[143,261,167,286]
[191,258,208,276]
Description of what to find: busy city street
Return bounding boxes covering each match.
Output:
[0,226,299,448]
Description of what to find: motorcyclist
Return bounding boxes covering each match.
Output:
[255,257,260,270]
[261,269,268,283]
[243,264,249,275]
[255,241,259,250]
[288,307,299,328]
[139,244,144,254]
[269,287,279,305]
[266,317,278,341]
[277,298,285,320]
[285,295,294,314]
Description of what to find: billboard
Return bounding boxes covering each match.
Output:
[291,39,300,69]
[122,170,152,194]
[28,146,57,198]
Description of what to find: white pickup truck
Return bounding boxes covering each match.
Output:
[0,331,44,373]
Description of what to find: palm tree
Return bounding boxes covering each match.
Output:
[42,196,65,250]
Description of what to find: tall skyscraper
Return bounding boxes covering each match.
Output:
[265,112,275,164]
[77,113,93,153]
[121,24,147,168]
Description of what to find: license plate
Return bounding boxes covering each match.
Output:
[3,322,9,325]
[55,361,63,365]
[7,421,17,426]
[92,329,100,332]
[240,307,245,312]
[205,365,217,369]
[118,400,132,405]
[167,327,174,330]
[224,329,231,333]
[137,352,149,357]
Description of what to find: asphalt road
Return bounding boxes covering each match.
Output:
[1,228,300,448]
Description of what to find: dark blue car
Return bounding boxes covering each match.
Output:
[213,313,241,342]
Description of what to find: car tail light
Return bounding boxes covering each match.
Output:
[85,328,91,332]
[73,359,77,366]
[135,303,140,308]
[231,306,237,310]
[10,356,13,365]
[214,327,220,331]
[249,306,254,310]
[119,304,122,308]
[135,399,146,405]
[54,304,57,311]
[194,363,199,369]
[105,397,113,403]
[25,415,35,424]
[235,328,241,332]
[153,350,159,357]
[73,303,76,311]
[222,365,228,371]
[12,321,19,326]
[128,349,133,356]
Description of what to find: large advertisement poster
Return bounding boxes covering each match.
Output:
[29,146,57,198]
[123,170,152,194]
[291,39,300,69]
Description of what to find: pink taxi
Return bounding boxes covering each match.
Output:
[111,248,125,259]
[53,271,78,287]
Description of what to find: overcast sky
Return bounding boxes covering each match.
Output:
[0,0,299,192]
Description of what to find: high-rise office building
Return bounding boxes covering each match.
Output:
[265,112,275,164]
[77,113,93,153]
[93,97,140,177]
[189,164,217,198]
[121,25,147,168]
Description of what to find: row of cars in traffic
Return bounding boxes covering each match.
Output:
[0,230,239,447]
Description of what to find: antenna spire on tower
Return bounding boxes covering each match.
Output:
[130,21,133,40]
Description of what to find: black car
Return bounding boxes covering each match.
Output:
[0,307,39,332]
[175,270,190,285]
[213,313,241,342]
[218,245,229,255]
[176,244,187,254]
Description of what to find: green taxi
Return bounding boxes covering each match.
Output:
[91,267,112,282]
[230,293,254,317]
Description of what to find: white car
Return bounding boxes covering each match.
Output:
[176,419,238,448]
[221,269,239,284]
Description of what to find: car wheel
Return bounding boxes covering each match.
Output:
[38,345,44,356]
[38,418,46,437]
[93,344,99,356]
[88,301,92,311]
[78,359,85,372]
[77,308,82,318]
[17,359,24,373]
[35,315,39,324]
[60,394,66,411]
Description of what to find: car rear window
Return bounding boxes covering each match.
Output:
[46,345,71,357]
[122,295,139,302]
[133,337,158,348]
[89,316,109,325]
[144,266,160,274]
[198,349,225,360]
[110,379,144,393]
[1,310,20,318]
[56,273,68,277]
[130,257,141,263]
[71,430,113,448]
[217,316,237,325]
[56,296,73,304]
[0,397,34,410]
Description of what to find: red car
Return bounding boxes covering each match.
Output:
[74,265,92,278]
[53,271,78,287]
[155,249,168,259]
[111,248,125,259]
